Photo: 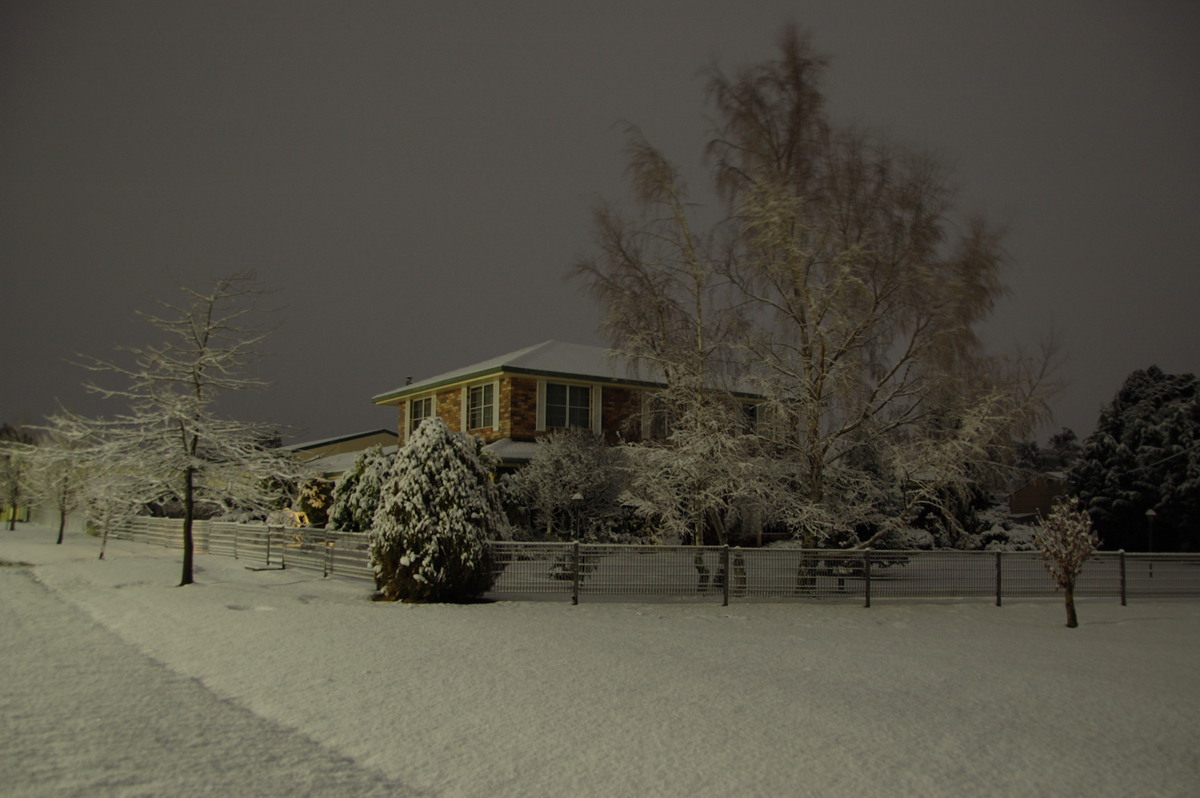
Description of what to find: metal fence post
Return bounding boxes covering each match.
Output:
[863,551,872,608]
[571,541,580,605]
[721,545,730,607]
[1119,549,1126,606]
[995,550,1003,607]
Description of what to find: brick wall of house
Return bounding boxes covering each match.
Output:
[395,402,408,440]
[437,387,462,433]
[503,376,538,440]
[602,386,642,443]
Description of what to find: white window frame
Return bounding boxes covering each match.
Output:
[537,380,600,434]
[463,380,499,432]
[407,395,433,440]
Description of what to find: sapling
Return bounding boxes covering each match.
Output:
[1034,500,1099,627]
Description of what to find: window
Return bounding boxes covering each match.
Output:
[642,392,673,440]
[545,382,591,429]
[409,396,432,436]
[467,383,495,430]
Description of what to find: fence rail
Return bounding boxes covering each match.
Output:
[111,519,1200,606]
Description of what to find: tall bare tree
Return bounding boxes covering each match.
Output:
[580,26,1051,548]
[81,274,304,585]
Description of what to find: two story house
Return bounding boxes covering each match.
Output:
[371,341,666,468]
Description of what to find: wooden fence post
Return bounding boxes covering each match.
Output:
[571,541,580,605]
[863,551,872,608]
[995,550,1003,607]
[1119,549,1126,606]
[721,545,730,607]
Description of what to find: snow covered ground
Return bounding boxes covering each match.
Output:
[3,526,1199,797]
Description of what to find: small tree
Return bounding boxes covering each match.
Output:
[80,274,304,585]
[1034,500,1099,628]
[27,411,99,544]
[369,419,505,602]
[0,423,38,530]
[327,445,394,532]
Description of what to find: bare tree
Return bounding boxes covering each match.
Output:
[579,26,1052,548]
[29,411,91,544]
[0,423,38,531]
[80,274,304,585]
[1034,500,1099,627]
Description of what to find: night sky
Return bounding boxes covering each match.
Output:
[3,1,1198,444]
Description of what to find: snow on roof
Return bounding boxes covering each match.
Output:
[483,437,540,464]
[372,340,663,404]
[283,429,398,452]
[304,445,398,478]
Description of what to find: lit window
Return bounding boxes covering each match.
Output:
[545,383,591,429]
[409,396,432,435]
[468,384,495,430]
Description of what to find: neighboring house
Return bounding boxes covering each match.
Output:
[1009,473,1069,519]
[283,429,399,480]
[372,341,672,468]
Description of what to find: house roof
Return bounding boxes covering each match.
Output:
[304,445,399,479]
[283,429,398,452]
[372,340,665,405]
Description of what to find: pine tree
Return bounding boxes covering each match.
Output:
[369,419,506,602]
[1070,366,1200,551]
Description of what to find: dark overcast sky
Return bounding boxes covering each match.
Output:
[3,1,1198,444]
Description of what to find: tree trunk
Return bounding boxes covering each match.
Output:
[180,466,195,586]
[1063,581,1078,628]
[56,512,65,545]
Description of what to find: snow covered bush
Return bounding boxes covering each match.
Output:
[327,446,393,532]
[503,429,634,541]
[368,419,506,602]
[1034,499,1099,628]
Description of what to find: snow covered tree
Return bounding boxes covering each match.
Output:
[369,418,506,602]
[503,429,631,541]
[27,411,96,544]
[327,445,394,532]
[578,26,1050,548]
[1070,366,1199,551]
[79,274,306,585]
[1033,499,1099,628]
[0,423,38,531]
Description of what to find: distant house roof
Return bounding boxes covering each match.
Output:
[284,429,399,452]
[372,340,665,405]
[304,445,398,479]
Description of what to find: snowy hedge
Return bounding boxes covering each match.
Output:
[368,419,506,602]
[327,445,393,532]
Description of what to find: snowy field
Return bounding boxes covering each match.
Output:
[3,526,1199,797]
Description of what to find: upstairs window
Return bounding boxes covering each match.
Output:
[545,382,591,429]
[468,383,495,430]
[409,396,433,436]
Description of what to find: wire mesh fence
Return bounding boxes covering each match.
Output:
[111,520,1200,606]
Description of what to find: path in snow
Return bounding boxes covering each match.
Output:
[0,567,417,797]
